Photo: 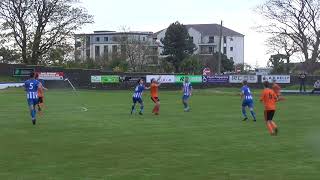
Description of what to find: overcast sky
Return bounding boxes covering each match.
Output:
[79,0,269,67]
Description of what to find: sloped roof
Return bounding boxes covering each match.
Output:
[155,23,244,37]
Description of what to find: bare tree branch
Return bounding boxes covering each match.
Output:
[0,0,93,64]
[256,0,320,73]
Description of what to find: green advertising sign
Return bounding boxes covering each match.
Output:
[101,75,120,84]
[13,68,34,77]
[175,75,202,83]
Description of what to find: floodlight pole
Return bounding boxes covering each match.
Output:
[217,20,223,74]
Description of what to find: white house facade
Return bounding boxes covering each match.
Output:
[75,31,154,61]
[155,24,245,65]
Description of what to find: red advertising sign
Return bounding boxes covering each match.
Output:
[202,68,212,76]
[37,72,64,80]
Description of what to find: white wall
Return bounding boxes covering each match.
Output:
[188,28,202,53]
[226,36,244,65]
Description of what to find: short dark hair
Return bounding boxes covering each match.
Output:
[263,81,270,88]
[29,72,35,78]
[137,78,143,84]
[243,80,248,85]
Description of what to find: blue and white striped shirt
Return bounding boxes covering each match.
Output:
[241,85,253,100]
[183,82,192,96]
[132,85,145,98]
[24,79,40,100]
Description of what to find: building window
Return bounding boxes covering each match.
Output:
[86,49,90,59]
[86,36,90,46]
[121,45,126,55]
[152,47,158,54]
[230,37,234,41]
[223,47,227,54]
[142,37,146,41]
[209,46,214,54]
[190,36,194,42]
[121,36,128,42]
[95,46,100,57]
[96,37,100,42]
[209,36,214,43]
[223,36,227,44]
[104,45,108,54]
[112,36,119,42]
[230,57,234,61]
[230,47,234,51]
[112,45,118,53]
[104,37,109,42]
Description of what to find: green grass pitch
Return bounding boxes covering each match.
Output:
[0,88,319,180]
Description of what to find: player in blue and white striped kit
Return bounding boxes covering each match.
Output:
[182,77,193,112]
[131,79,149,115]
[24,72,40,125]
[241,80,256,122]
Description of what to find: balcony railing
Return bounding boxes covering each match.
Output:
[198,41,216,45]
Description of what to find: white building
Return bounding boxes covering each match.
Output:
[75,31,155,61]
[155,24,245,65]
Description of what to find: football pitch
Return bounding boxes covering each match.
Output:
[0,88,319,180]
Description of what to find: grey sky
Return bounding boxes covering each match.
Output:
[79,0,269,67]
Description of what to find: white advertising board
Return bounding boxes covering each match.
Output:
[229,75,258,83]
[262,75,291,84]
[146,75,175,83]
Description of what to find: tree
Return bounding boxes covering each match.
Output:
[266,34,298,73]
[108,57,129,72]
[268,54,287,74]
[41,44,74,66]
[199,52,234,73]
[0,0,93,65]
[161,21,195,72]
[256,0,320,72]
[180,55,202,74]
[221,55,235,72]
[0,47,21,63]
[119,34,155,72]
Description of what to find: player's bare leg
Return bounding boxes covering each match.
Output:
[266,121,274,135]
[37,103,44,116]
[183,99,190,112]
[270,121,278,135]
[131,102,136,114]
[139,102,144,115]
[242,106,248,121]
[153,102,160,115]
[29,105,37,125]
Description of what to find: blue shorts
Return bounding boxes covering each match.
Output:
[182,95,190,100]
[27,99,38,106]
[132,97,143,104]
[242,100,254,108]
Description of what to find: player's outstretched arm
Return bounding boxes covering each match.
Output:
[43,84,48,91]
[157,76,162,86]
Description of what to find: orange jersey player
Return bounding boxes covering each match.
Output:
[150,76,162,115]
[272,79,285,101]
[260,81,279,136]
[35,73,48,114]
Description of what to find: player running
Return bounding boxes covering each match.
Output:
[35,73,48,114]
[24,72,40,125]
[182,77,192,112]
[240,80,257,122]
[131,79,149,115]
[150,77,161,115]
[272,79,285,101]
[260,81,279,136]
